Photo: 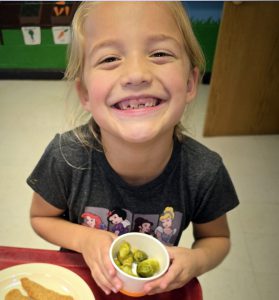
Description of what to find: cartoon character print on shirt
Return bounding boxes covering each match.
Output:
[107,207,131,236]
[155,207,180,245]
[81,207,108,230]
[81,212,107,229]
[80,206,182,245]
[133,217,154,235]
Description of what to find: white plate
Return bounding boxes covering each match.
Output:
[0,263,95,299]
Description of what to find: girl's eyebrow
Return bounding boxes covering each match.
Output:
[146,34,181,47]
[89,39,122,57]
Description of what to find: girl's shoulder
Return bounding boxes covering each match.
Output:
[179,135,223,175]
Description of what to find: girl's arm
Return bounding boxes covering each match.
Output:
[191,214,231,275]
[30,192,122,295]
[144,214,231,295]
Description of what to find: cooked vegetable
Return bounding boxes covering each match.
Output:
[114,240,160,278]
[114,257,121,267]
[121,253,134,266]
[120,265,138,277]
[118,241,131,261]
[137,258,160,278]
[133,249,148,263]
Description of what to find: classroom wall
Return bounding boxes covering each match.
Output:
[0,1,223,79]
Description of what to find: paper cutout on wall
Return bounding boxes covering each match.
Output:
[52,26,71,44]
[21,27,41,45]
[53,1,71,17]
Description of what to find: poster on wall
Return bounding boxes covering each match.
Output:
[52,26,71,44]
[21,26,41,45]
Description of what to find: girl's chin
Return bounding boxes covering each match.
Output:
[118,123,176,144]
[118,130,159,144]
[101,123,172,145]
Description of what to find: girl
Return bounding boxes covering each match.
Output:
[28,1,239,296]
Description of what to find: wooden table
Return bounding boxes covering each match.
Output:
[0,246,202,299]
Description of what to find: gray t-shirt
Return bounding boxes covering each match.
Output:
[27,127,239,246]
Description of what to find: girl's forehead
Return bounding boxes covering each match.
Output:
[84,2,181,38]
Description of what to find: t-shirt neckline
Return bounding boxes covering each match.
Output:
[95,138,181,192]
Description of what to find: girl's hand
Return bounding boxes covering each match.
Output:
[143,246,198,295]
[79,228,123,295]
[143,216,231,295]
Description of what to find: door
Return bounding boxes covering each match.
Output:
[203,2,279,136]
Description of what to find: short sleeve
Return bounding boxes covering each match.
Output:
[26,134,72,209]
[192,163,239,224]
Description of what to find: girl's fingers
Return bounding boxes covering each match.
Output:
[103,259,123,292]
[91,264,116,294]
[89,248,122,294]
[144,263,180,294]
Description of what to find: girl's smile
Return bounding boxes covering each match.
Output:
[112,96,163,111]
[110,94,168,120]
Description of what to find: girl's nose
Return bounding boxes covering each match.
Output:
[120,57,152,88]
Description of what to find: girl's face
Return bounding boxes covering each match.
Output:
[78,2,198,145]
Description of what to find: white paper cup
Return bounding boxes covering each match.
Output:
[109,232,170,297]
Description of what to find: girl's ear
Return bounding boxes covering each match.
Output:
[75,78,90,111]
[185,66,199,103]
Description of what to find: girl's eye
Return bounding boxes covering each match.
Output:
[152,51,172,58]
[151,51,175,64]
[99,56,119,64]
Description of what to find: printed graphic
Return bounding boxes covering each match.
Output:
[21,27,41,45]
[81,212,106,229]
[107,207,131,236]
[53,1,71,17]
[155,207,179,245]
[133,216,157,235]
[81,207,107,230]
[52,26,71,44]
[80,205,182,246]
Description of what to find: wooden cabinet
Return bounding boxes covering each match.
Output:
[203,2,279,136]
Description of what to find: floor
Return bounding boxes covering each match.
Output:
[0,80,278,300]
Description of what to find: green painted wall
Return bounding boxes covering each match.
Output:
[192,19,220,73]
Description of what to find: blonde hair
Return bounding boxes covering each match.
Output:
[160,207,175,221]
[65,1,205,147]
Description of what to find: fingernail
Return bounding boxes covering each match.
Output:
[105,290,111,295]
[145,286,151,293]
[116,284,121,290]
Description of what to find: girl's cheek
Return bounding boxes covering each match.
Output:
[88,78,110,102]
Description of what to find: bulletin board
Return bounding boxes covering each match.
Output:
[0,1,79,79]
[0,1,223,81]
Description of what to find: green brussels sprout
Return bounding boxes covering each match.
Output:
[121,253,134,267]
[120,265,138,277]
[117,241,131,261]
[133,249,148,263]
[137,258,160,278]
[114,257,121,267]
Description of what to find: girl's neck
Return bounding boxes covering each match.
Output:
[101,132,174,186]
